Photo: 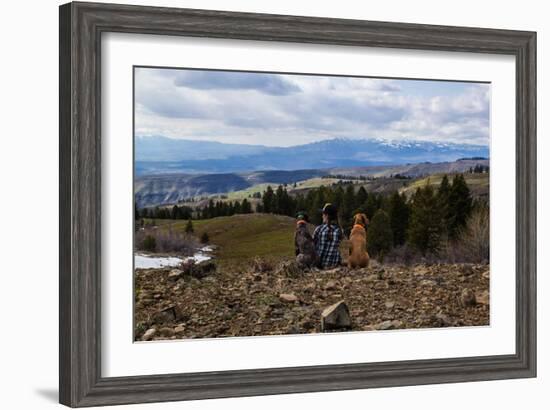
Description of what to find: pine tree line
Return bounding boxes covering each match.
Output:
[196,198,253,219]
[468,164,489,173]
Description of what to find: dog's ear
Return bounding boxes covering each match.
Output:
[360,213,369,226]
[353,213,360,225]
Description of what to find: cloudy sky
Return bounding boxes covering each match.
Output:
[134,67,490,147]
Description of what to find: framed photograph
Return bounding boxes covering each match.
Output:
[59,2,536,407]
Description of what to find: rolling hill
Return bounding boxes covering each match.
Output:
[150,213,296,266]
[135,159,489,207]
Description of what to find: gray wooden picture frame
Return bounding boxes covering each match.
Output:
[59,1,536,407]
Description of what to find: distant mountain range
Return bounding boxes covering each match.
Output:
[135,158,489,207]
[135,136,489,175]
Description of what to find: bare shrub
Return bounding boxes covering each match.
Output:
[142,235,156,252]
[135,225,199,255]
[384,244,417,266]
[250,257,275,273]
[384,244,443,266]
[275,260,303,278]
[450,206,490,263]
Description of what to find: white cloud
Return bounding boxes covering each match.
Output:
[134,68,490,147]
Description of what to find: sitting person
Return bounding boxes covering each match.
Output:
[294,211,317,269]
[313,203,343,269]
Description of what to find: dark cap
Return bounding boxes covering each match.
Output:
[321,203,337,218]
[296,211,310,222]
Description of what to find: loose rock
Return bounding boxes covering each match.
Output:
[321,301,352,331]
[279,293,299,303]
[460,288,477,306]
[324,280,338,291]
[152,305,179,324]
[158,327,175,337]
[476,290,490,305]
[141,328,157,341]
[182,260,217,279]
[374,320,403,330]
[168,269,184,281]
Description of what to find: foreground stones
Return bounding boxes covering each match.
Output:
[373,319,403,330]
[134,262,490,340]
[279,293,299,303]
[321,301,352,331]
[141,328,157,341]
[460,288,477,306]
[181,260,217,279]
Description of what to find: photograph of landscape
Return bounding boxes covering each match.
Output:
[133,67,490,342]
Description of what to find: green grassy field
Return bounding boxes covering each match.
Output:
[224,177,346,201]
[148,213,297,266]
[399,173,489,198]
[225,183,272,200]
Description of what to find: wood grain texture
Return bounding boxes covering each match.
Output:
[59,1,537,407]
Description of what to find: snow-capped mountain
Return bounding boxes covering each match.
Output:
[135,136,489,175]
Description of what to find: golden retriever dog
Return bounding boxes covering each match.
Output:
[348,213,370,269]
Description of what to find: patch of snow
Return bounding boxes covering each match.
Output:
[183,253,212,264]
[135,254,183,269]
[135,246,215,269]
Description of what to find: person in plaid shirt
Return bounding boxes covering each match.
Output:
[313,203,343,269]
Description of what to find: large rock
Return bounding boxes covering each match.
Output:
[168,269,184,281]
[460,288,477,306]
[321,301,351,331]
[152,305,179,324]
[141,328,157,341]
[182,260,216,279]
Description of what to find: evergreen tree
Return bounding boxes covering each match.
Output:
[262,186,275,213]
[233,200,242,214]
[241,198,252,213]
[185,219,194,234]
[134,202,140,220]
[206,199,215,218]
[367,209,393,260]
[448,174,472,238]
[341,184,356,230]
[437,175,452,235]
[200,232,209,244]
[365,194,380,220]
[355,186,368,209]
[311,186,328,225]
[407,185,443,255]
[331,185,345,212]
[388,191,410,246]
[171,205,180,220]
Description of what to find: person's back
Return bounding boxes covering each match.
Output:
[313,222,342,269]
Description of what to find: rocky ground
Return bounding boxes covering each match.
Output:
[134,259,490,341]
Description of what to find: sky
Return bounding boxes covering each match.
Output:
[134,67,490,147]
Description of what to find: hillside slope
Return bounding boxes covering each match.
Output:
[153,213,296,265]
